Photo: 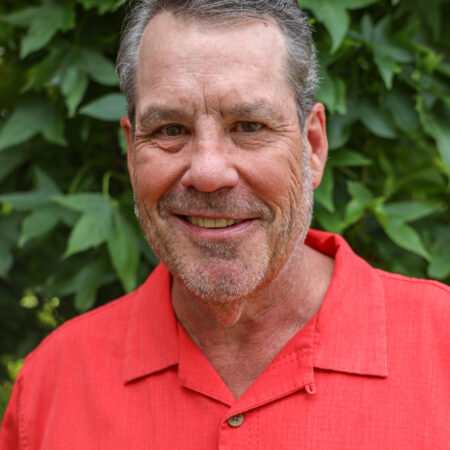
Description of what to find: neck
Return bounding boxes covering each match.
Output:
[171,244,334,398]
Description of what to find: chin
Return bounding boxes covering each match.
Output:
[174,259,268,304]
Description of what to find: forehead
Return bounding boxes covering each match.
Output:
[135,11,295,115]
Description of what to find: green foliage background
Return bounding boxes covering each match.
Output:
[0,0,449,419]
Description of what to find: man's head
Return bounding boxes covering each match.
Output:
[118,1,328,304]
[117,0,318,131]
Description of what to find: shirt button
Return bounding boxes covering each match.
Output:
[227,413,244,427]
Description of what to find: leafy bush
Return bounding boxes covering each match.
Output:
[0,0,448,419]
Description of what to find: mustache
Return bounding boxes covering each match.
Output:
[157,187,274,221]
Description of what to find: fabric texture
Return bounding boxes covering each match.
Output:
[1,229,449,449]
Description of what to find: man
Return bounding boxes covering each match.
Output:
[1,1,449,448]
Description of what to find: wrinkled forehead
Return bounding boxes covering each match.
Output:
[137,10,290,87]
[134,11,295,119]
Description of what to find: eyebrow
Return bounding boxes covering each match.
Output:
[138,106,189,130]
[137,101,283,130]
[224,103,280,120]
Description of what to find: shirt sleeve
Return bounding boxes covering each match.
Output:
[0,376,23,450]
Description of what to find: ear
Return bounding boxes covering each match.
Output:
[120,116,135,189]
[304,103,328,189]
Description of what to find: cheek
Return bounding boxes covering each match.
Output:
[239,148,303,213]
[133,146,186,206]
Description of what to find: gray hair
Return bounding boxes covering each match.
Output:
[116,0,318,130]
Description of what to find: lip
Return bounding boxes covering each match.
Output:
[168,209,252,221]
[170,214,259,240]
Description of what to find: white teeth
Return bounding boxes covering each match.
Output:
[186,217,243,228]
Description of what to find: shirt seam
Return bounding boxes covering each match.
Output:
[17,375,29,450]
[376,269,450,293]
[266,351,312,371]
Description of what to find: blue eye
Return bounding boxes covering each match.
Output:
[237,121,262,132]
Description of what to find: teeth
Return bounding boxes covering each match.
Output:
[186,217,243,228]
[215,218,228,228]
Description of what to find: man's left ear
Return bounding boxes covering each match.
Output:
[305,103,328,189]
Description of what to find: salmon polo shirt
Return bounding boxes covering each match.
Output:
[1,230,449,449]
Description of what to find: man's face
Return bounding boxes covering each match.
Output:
[122,12,325,303]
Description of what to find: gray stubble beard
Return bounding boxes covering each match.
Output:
[133,145,314,305]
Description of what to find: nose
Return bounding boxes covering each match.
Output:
[180,133,239,192]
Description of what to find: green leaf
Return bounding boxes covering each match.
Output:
[61,67,89,117]
[35,168,61,195]
[19,206,61,247]
[0,169,61,213]
[356,100,397,139]
[373,52,397,89]
[360,14,373,42]
[339,0,378,8]
[428,239,450,279]
[383,201,441,223]
[0,215,22,248]
[22,44,68,92]
[384,92,419,134]
[315,206,346,234]
[343,198,366,227]
[329,149,372,167]
[300,0,349,53]
[74,256,112,311]
[80,49,119,86]
[360,16,413,88]
[3,1,76,58]
[377,217,431,261]
[80,94,127,121]
[0,102,45,151]
[327,113,356,149]
[342,181,374,226]
[0,239,13,278]
[53,193,110,213]
[63,201,113,258]
[0,100,66,151]
[317,67,335,111]
[45,257,95,297]
[77,0,125,15]
[0,7,38,27]
[366,17,413,64]
[107,209,139,292]
[347,181,374,203]
[0,192,50,210]
[314,165,334,212]
[316,67,347,114]
[0,148,26,182]
[41,107,67,147]
[302,0,377,52]
[421,117,450,175]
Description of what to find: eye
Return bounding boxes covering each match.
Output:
[235,121,262,133]
[161,125,186,137]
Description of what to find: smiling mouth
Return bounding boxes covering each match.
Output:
[184,216,245,229]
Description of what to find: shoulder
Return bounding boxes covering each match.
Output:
[376,268,449,307]
[21,288,139,377]
[376,269,450,344]
[19,264,171,381]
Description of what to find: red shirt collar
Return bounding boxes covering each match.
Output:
[306,230,388,377]
[123,229,388,385]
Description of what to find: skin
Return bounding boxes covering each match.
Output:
[121,12,333,398]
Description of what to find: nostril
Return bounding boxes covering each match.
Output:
[181,164,239,192]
